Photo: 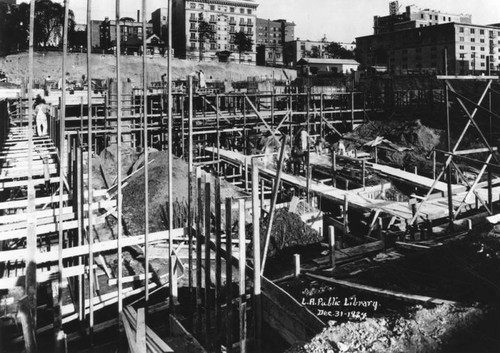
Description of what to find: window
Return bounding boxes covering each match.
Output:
[190,33,196,39]
[230,7,234,12]
[198,4,204,9]
[460,53,465,58]
[480,29,484,34]
[480,38,485,43]
[471,38,475,42]
[459,37,464,41]
[481,54,485,59]
[443,16,445,21]
[448,17,451,21]
[435,15,438,20]
[459,27,464,33]
[420,14,424,19]
[190,43,196,49]
[247,9,252,14]
[459,45,464,50]
[481,47,485,51]
[190,2,195,9]
[210,5,215,10]
[210,43,216,50]
[240,8,244,13]
[470,28,475,34]
[471,46,476,50]
[481,62,485,67]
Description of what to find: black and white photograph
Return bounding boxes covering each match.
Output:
[0,0,500,352]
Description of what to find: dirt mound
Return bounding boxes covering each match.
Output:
[121,151,248,235]
[248,208,322,258]
[287,304,487,353]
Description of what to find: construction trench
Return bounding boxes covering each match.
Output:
[2,2,500,353]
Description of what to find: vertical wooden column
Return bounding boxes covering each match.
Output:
[188,75,194,292]
[115,0,124,323]
[216,94,220,174]
[167,0,175,307]
[351,91,355,131]
[24,0,38,351]
[251,158,262,352]
[215,177,222,349]
[225,198,233,353]
[328,226,335,269]
[86,0,94,345]
[238,199,247,353]
[196,172,204,337]
[343,195,349,234]
[320,93,324,139]
[204,180,212,345]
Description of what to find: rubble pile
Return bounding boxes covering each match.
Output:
[287,304,487,353]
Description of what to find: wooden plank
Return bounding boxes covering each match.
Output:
[0,228,186,263]
[136,308,146,353]
[306,273,460,306]
[0,265,85,290]
[313,241,384,265]
[0,206,73,224]
[0,219,79,241]
[121,312,139,353]
[0,176,60,190]
[261,276,325,344]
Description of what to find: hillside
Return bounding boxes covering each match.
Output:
[0,51,296,85]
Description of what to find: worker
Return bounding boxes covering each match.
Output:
[34,95,48,136]
[198,69,207,89]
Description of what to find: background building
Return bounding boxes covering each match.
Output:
[171,0,258,64]
[374,2,472,34]
[152,8,169,44]
[93,17,153,54]
[256,18,295,66]
[356,22,500,74]
[283,38,356,67]
[297,57,359,75]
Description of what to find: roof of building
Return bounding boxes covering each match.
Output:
[297,58,359,65]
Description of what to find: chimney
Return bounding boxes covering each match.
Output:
[137,10,140,22]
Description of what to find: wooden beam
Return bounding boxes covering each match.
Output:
[306,273,460,306]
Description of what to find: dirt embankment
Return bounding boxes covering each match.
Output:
[0,52,297,85]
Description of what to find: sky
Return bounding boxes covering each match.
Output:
[19,0,500,42]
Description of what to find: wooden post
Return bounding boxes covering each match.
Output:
[167,0,175,307]
[374,146,378,164]
[251,158,262,352]
[204,180,211,345]
[351,91,355,130]
[215,177,222,348]
[320,93,324,139]
[238,199,247,353]
[188,75,194,293]
[196,174,203,337]
[343,195,349,234]
[225,198,233,353]
[260,178,265,213]
[328,226,335,269]
[115,0,124,326]
[86,0,95,345]
[362,160,366,189]
[18,296,38,353]
[331,151,336,187]
[216,94,220,174]
[141,0,150,314]
[294,254,301,277]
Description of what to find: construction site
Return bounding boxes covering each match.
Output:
[2,1,500,353]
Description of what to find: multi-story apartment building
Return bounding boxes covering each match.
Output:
[171,0,258,64]
[152,8,169,43]
[374,3,472,34]
[283,39,356,67]
[356,22,500,74]
[256,18,295,66]
[94,17,153,53]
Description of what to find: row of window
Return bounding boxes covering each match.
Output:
[257,39,281,44]
[420,14,453,21]
[189,13,253,25]
[189,2,253,15]
[458,37,500,44]
[258,26,281,32]
[459,27,500,36]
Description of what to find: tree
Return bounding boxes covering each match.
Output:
[324,42,355,60]
[0,0,75,55]
[234,31,253,63]
[197,20,214,61]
